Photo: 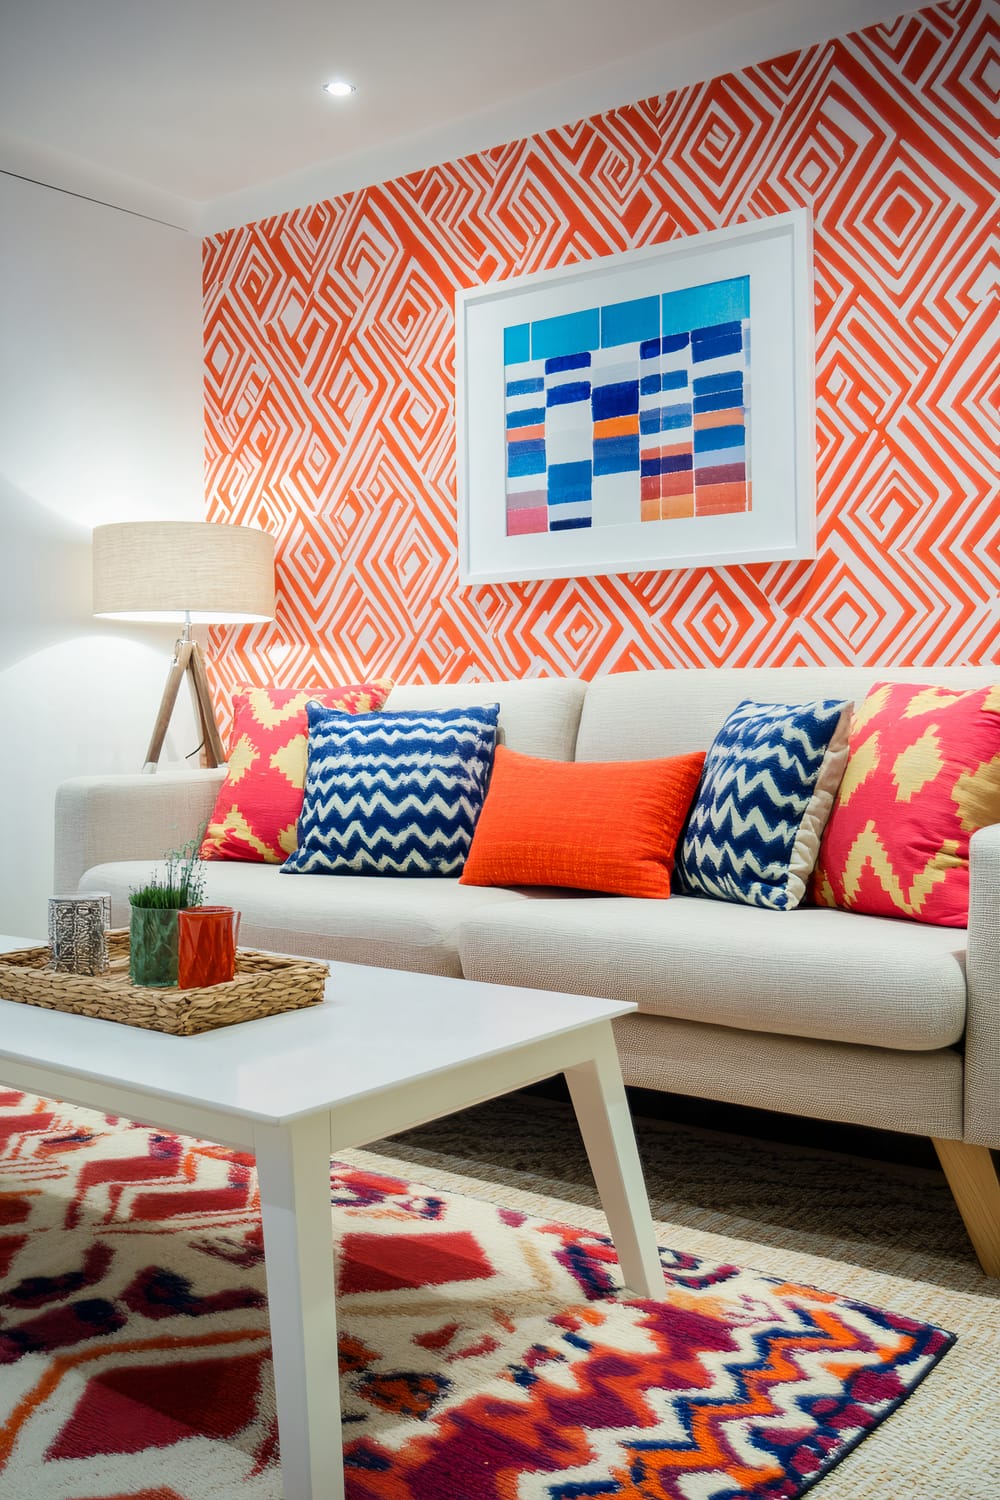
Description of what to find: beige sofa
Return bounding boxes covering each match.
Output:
[54,666,1000,1276]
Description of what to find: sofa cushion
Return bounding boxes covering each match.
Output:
[676,697,851,910]
[200,681,392,863]
[460,747,705,898]
[814,681,1000,927]
[385,678,585,761]
[81,861,549,979]
[574,665,1000,763]
[456,896,968,1051]
[283,703,499,878]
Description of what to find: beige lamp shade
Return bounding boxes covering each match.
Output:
[92,521,275,623]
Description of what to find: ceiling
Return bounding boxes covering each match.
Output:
[0,0,916,235]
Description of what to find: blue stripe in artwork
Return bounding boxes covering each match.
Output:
[639,370,687,397]
[545,351,591,374]
[662,452,694,474]
[592,381,639,421]
[532,309,600,361]
[504,324,530,365]
[639,408,667,435]
[660,332,689,355]
[694,391,744,415]
[640,456,669,477]
[550,515,592,531]
[692,320,742,341]
[695,444,745,470]
[601,295,659,348]
[661,276,750,336]
[692,327,743,362]
[593,434,640,475]
[506,376,544,396]
[547,381,591,407]
[662,401,693,422]
[640,337,661,359]
[548,461,592,505]
[693,370,744,395]
[662,410,694,431]
[506,406,546,429]
[507,441,546,477]
[694,424,745,454]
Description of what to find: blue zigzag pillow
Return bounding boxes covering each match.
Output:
[282,702,500,878]
[676,698,852,910]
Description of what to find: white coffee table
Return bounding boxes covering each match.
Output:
[0,940,663,1500]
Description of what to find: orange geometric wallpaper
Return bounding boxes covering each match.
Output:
[203,0,998,701]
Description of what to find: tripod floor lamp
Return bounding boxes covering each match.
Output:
[92,521,276,773]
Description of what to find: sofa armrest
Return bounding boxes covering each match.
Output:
[53,770,225,894]
[965,822,1000,1147]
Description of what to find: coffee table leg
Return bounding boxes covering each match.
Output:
[564,1025,664,1299]
[254,1113,343,1500]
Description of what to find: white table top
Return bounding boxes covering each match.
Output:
[0,936,634,1126]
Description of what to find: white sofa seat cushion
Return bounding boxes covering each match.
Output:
[457,896,968,1051]
[81,862,541,978]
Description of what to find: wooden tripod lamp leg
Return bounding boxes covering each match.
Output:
[188,640,227,768]
[143,642,193,773]
[142,639,227,773]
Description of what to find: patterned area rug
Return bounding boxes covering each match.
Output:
[0,1091,954,1499]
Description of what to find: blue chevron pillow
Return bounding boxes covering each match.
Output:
[281,702,500,878]
[676,698,852,910]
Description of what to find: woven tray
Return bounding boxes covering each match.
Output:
[0,929,329,1036]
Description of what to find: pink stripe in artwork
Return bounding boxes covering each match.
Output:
[507,506,548,535]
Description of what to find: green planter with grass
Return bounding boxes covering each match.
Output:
[129,834,206,988]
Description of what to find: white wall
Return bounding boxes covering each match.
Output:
[0,173,204,938]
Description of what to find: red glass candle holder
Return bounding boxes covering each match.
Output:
[177,906,241,990]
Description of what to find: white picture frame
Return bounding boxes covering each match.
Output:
[456,209,814,585]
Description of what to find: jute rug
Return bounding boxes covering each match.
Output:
[0,1089,967,1499]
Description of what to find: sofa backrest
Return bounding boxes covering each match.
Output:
[575,665,1000,761]
[384,678,586,760]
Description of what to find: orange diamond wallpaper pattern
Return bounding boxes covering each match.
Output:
[203,0,998,702]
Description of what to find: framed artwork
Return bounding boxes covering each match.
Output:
[456,209,814,585]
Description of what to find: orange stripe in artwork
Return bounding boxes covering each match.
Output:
[506,422,545,442]
[696,481,747,514]
[659,441,692,460]
[662,495,695,519]
[641,498,661,521]
[693,406,744,430]
[593,414,639,439]
[661,470,695,498]
[640,474,660,502]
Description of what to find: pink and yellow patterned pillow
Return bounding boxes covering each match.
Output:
[813,681,1000,927]
[201,681,392,863]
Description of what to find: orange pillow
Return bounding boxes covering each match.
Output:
[460,745,706,898]
[201,681,392,863]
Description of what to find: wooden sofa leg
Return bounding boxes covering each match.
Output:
[932,1138,1000,1277]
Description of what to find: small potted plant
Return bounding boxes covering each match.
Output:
[129,833,206,988]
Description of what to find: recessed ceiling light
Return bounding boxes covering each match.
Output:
[323,79,356,98]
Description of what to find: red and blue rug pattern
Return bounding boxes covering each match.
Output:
[0,1090,953,1498]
